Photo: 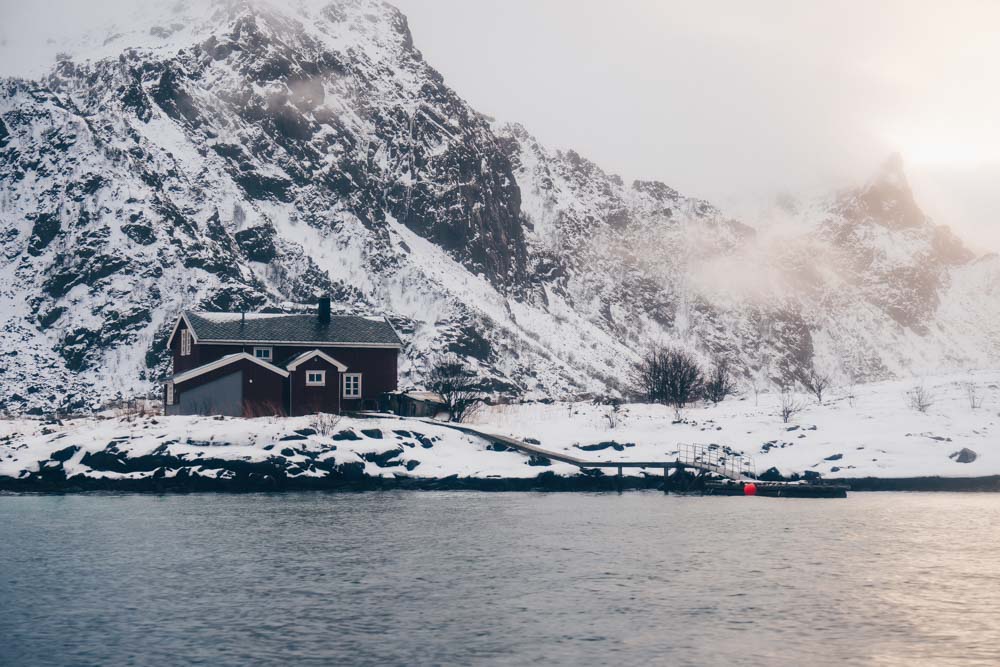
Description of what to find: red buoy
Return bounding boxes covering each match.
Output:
[743,482,757,496]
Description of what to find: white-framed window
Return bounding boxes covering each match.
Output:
[253,346,273,361]
[165,382,175,406]
[343,373,362,398]
[306,370,326,387]
[180,329,192,356]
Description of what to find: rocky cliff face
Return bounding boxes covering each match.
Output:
[0,0,997,414]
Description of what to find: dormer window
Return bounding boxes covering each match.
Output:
[253,347,273,361]
[180,329,192,356]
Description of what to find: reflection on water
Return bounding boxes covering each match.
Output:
[1,492,998,666]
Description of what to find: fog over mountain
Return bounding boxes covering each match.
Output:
[0,0,998,414]
[4,0,999,252]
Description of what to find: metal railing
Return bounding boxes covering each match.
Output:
[675,443,755,480]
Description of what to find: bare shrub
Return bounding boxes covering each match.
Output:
[964,382,984,410]
[427,355,483,422]
[310,412,342,436]
[631,346,703,408]
[244,400,286,419]
[115,398,157,422]
[803,368,832,404]
[906,384,934,413]
[604,399,622,429]
[778,386,805,423]
[704,358,736,405]
[845,373,858,408]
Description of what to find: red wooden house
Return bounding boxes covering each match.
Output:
[163,298,401,416]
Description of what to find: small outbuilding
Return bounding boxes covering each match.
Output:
[381,390,447,418]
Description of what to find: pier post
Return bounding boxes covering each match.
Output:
[617,465,623,493]
[663,465,669,493]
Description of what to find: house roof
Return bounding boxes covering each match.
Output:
[172,311,403,348]
[171,352,290,385]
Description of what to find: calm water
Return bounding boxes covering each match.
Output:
[1,492,998,666]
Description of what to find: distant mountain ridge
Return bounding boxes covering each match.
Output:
[0,0,997,414]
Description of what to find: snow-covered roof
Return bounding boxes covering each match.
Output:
[398,391,446,404]
[171,311,403,348]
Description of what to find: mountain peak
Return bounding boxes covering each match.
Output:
[854,152,925,230]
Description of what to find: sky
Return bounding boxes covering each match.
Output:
[2,0,998,251]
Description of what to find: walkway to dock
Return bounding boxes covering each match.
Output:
[359,413,755,481]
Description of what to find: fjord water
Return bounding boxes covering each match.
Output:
[1,492,997,666]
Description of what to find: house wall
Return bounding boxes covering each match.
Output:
[169,371,244,416]
[171,320,243,375]
[241,361,288,416]
[289,357,342,416]
[172,337,397,396]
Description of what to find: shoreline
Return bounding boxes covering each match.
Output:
[3,473,999,494]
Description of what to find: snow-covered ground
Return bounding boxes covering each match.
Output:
[0,414,577,484]
[469,370,1000,479]
[2,370,998,486]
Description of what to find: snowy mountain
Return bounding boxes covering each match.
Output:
[1,0,997,414]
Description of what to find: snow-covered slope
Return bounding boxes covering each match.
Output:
[470,370,1000,480]
[1,0,998,414]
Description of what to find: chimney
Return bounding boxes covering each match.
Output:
[318,296,331,325]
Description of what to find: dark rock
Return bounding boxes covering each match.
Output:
[49,445,79,463]
[331,430,361,441]
[279,434,307,441]
[234,225,278,263]
[360,429,383,439]
[824,453,843,461]
[361,447,404,467]
[950,448,977,464]
[757,466,786,482]
[27,213,61,255]
[575,441,635,452]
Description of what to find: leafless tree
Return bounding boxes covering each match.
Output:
[906,384,934,413]
[631,345,704,408]
[427,355,483,422]
[704,358,737,405]
[964,382,983,410]
[778,385,805,423]
[803,368,833,404]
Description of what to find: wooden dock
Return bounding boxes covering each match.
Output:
[354,412,848,496]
